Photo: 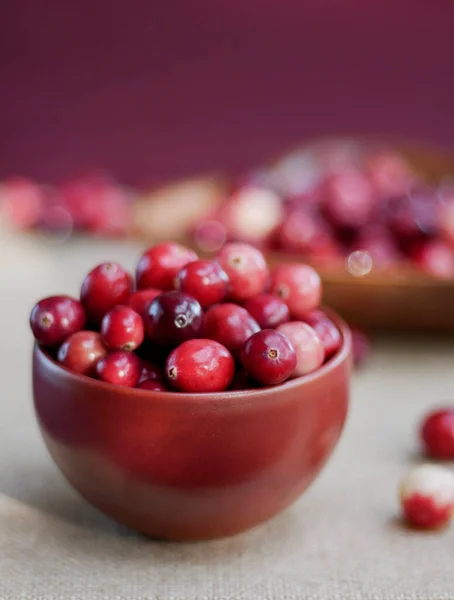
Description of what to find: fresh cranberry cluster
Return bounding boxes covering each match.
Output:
[30,241,343,393]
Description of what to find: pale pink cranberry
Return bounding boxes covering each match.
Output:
[192,219,227,253]
[30,295,86,347]
[277,322,324,376]
[95,351,141,387]
[176,259,229,308]
[277,209,329,255]
[303,310,342,360]
[0,177,47,230]
[136,242,198,290]
[366,151,416,196]
[125,289,162,320]
[216,242,269,302]
[165,339,235,393]
[100,305,144,351]
[203,303,260,358]
[244,294,290,329]
[420,408,454,460]
[240,330,296,385]
[269,263,322,319]
[137,379,169,392]
[80,262,134,324]
[57,331,107,376]
[411,240,454,279]
[399,464,454,529]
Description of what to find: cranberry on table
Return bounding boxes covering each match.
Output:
[57,331,107,376]
[269,263,322,319]
[244,294,290,329]
[125,289,161,320]
[216,242,269,302]
[138,359,164,384]
[145,291,203,346]
[136,242,198,290]
[80,262,134,324]
[399,464,454,529]
[165,339,235,393]
[176,259,229,308]
[277,322,324,376]
[137,379,170,392]
[420,408,454,460]
[303,310,342,360]
[203,303,260,358]
[101,305,144,351]
[241,329,296,385]
[30,295,86,347]
[95,351,141,387]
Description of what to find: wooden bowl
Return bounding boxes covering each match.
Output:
[32,313,351,541]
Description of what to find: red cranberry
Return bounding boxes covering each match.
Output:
[101,305,144,351]
[203,303,260,357]
[229,370,260,391]
[244,294,290,329]
[30,295,86,347]
[176,259,229,308]
[240,329,297,385]
[366,151,415,197]
[95,351,141,387]
[145,291,203,346]
[216,242,269,302]
[0,177,46,230]
[57,331,107,375]
[351,328,371,368]
[165,339,235,393]
[303,310,342,360]
[269,263,322,319]
[125,289,162,320]
[277,322,324,376]
[138,359,164,384]
[277,209,330,255]
[420,408,454,460]
[136,242,198,290]
[137,379,169,391]
[80,262,134,324]
[411,240,454,279]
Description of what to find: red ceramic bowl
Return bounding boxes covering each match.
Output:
[33,312,351,541]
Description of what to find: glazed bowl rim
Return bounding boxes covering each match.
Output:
[34,308,351,408]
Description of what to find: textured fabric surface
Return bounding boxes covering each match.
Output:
[1,232,454,600]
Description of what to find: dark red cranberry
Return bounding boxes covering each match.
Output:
[216,242,269,301]
[303,310,342,360]
[145,291,203,346]
[420,408,454,459]
[125,289,161,320]
[80,262,134,324]
[269,263,322,319]
[244,294,290,329]
[176,259,229,308]
[241,329,296,385]
[101,305,144,351]
[138,359,164,384]
[203,303,260,358]
[95,351,141,387]
[57,331,107,375]
[229,370,261,391]
[137,379,170,391]
[30,295,86,347]
[136,242,198,290]
[165,339,235,393]
[351,328,371,368]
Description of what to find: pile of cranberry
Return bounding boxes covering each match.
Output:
[30,241,343,393]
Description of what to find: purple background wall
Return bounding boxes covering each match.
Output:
[1,1,453,183]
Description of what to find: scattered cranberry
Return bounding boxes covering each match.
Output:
[100,305,144,351]
[420,408,454,460]
[80,262,133,324]
[203,303,260,357]
[136,242,198,290]
[228,370,260,391]
[216,242,269,302]
[269,263,322,319]
[125,289,162,320]
[165,339,235,393]
[241,329,296,385]
[137,379,170,392]
[57,331,107,376]
[244,294,290,329]
[351,328,371,368]
[399,464,454,529]
[303,310,342,360]
[145,291,203,346]
[95,351,141,387]
[176,259,229,308]
[30,295,86,347]
[277,322,324,376]
[138,360,164,384]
